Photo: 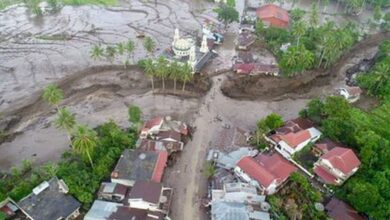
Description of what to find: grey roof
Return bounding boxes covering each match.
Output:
[211,201,249,220]
[17,177,80,220]
[112,149,158,182]
[212,168,236,190]
[84,200,122,220]
[208,148,256,170]
[211,201,270,220]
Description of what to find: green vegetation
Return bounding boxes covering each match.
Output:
[0,121,136,207]
[90,39,137,66]
[143,37,156,56]
[256,5,359,76]
[203,162,216,178]
[138,57,193,93]
[42,84,64,110]
[300,95,390,218]
[214,4,239,28]
[268,173,325,220]
[357,40,390,98]
[252,113,284,149]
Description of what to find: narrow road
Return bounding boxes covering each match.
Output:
[166,76,224,220]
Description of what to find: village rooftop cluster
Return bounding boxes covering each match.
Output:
[205,117,365,220]
[0,116,189,220]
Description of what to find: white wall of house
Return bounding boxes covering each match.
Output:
[128,199,159,212]
[111,179,134,187]
[278,127,321,156]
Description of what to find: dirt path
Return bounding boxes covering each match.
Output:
[164,75,309,220]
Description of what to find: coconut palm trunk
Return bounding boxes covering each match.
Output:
[174,78,177,94]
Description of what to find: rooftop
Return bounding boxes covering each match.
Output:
[128,181,163,204]
[256,4,289,28]
[17,177,80,220]
[98,182,128,197]
[325,198,367,220]
[237,153,297,188]
[111,149,167,183]
[321,147,361,175]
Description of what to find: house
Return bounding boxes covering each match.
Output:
[97,182,128,202]
[338,86,362,103]
[325,198,367,220]
[267,118,322,158]
[155,130,182,143]
[234,153,297,194]
[212,182,265,204]
[256,4,289,29]
[313,138,344,157]
[314,147,361,185]
[84,200,165,220]
[211,201,270,220]
[137,139,184,155]
[0,198,18,219]
[111,149,168,186]
[140,116,188,139]
[211,168,236,190]
[17,177,80,220]
[206,147,258,170]
[236,31,256,50]
[140,117,164,139]
[126,180,173,215]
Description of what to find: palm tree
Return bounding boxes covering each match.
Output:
[55,107,76,142]
[125,39,136,63]
[90,45,104,60]
[116,42,126,55]
[370,62,390,96]
[181,64,193,91]
[105,46,117,63]
[156,56,169,90]
[143,37,156,56]
[170,61,181,93]
[43,84,64,110]
[309,3,319,28]
[144,59,156,92]
[292,21,306,46]
[72,125,97,168]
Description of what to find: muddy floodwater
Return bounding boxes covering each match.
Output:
[0,0,386,219]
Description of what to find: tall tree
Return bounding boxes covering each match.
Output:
[170,61,181,93]
[125,39,136,63]
[156,56,169,90]
[55,107,76,142]
[144,59,156,92]
[215,5,239,28]
[105,46,117,63]
[292,20,306,46]
[116,42,126,55]
[72,125,97,168]
[309,3,319,28]
[143,37,156,56]
[90,45,104,60]
[43,84,64,110]
[181,64,193,91]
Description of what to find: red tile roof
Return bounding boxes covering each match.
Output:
[279,130,311,149]
[314,166,338,185]
[326,198,367,220]
[151,151,168,182]
[142,117,163,130]
[321,147,360,175]
[256,4,289,28]
[234,63,254,74]
[237,153,297,188]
